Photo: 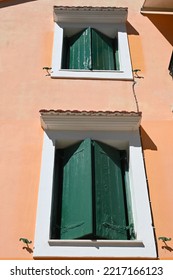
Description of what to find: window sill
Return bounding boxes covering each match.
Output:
[34,238,156,259]
[49,239,144,247]
[51,70,133,80]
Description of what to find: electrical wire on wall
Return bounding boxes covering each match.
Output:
[132,69,144,113]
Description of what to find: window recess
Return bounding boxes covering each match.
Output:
[62,27,119,71]
[50,138,135,241]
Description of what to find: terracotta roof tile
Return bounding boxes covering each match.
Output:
[40,109,141,117]
[54,6,128,12]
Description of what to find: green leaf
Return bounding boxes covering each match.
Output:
[158,236,171,242]
[19,238,32,244]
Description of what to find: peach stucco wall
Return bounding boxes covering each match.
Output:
[0,0,173,259]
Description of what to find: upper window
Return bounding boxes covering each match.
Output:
[51,6,133,80]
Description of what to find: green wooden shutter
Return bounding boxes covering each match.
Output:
[91,29,116,70]
[93,141,128,240]
[68,28,92,70]
[60,139,93,239]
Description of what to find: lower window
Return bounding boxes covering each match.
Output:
[34,114,156,258]
[50,138,135,241]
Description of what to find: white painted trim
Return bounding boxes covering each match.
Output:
[141,9,173,14]
[51,22,133,80]
[34,129,157,259]
[141,0,173,14]
[40,114,141,131]
[51,24,63,75]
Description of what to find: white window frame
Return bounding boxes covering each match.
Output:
[51,7,133,80]
[34,113,156,259]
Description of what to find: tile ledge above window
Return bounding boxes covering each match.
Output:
[40,110,142,132]
[53,6,128,24]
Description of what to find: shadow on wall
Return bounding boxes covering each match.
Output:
[145,14,173,46]
[22,246,33,254]
[140,126,157,151]
[126,22,145,73]
[0,0,37,8]
[126,22,139,35]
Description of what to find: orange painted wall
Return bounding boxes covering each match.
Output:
[0,0,173,259]
[141,122,173,259]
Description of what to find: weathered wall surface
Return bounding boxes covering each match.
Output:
[0,0,173,259]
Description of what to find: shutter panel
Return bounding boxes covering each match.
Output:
[91,29,115,70]
[68,28,92,70]
[93,141,128,240]
[60,139,93,239]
